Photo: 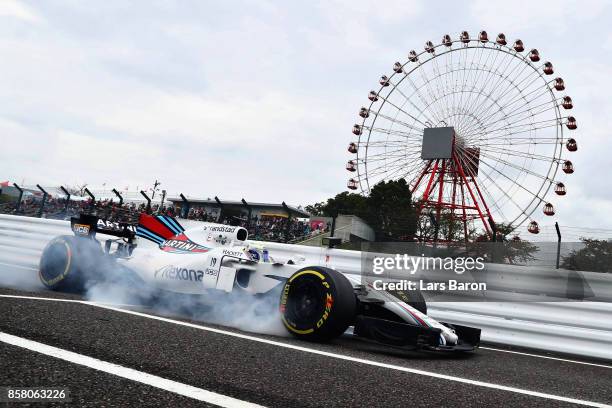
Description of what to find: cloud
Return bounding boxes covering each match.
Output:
[0,0,42,23]
[469,0,609,32]
[0,1,611,235]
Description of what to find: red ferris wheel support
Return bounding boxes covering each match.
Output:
[411,128,494,241]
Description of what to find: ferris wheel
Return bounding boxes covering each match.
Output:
[346,31,577,239]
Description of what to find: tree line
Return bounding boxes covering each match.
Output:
[306,180,611,272]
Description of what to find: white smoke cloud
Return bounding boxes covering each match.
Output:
[83,277,288,337]
[0,232,288,337]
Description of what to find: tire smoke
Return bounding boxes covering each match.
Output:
[1,235,289,337]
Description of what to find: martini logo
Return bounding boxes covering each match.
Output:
[160,234,209,254]
[97,219,136,232]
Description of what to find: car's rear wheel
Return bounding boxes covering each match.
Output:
[39,235,102,292]
[280,266,356,341]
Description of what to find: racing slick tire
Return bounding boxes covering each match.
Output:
[280,266,356,341]
[39,235,104,292]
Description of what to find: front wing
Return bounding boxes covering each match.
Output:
[354,315,481,352]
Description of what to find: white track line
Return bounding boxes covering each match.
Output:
[480,346,612,369]
[0,331,264,408]
[0,294,141,308]
[1,294,610,407]
[0,294,92,303]
[0,262,37,271]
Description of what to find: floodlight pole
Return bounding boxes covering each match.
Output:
[214,196,223,222]
[241,199,252,228]
[180,193,190,218]
[112,188,124,206]
[36,184,48,218]
[140,191,151,214]
[13,183,24,212]
[555,222,562,269]
[84,188,96,210]
[60,186,71,212]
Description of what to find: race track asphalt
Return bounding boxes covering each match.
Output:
[1,286,611,407]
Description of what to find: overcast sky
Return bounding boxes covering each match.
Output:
[1,0,611,238]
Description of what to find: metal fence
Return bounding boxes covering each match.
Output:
[0,183,311,244]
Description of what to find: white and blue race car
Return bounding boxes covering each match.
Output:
[38,213,480,352]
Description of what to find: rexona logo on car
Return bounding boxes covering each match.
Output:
[160,233,209,254]
[154,265,205,282]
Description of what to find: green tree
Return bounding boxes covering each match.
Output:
[306,191,368,219]
[416,209,471,242]
[366,179,416,240]
[470,223,539,264]
[306,180,416,241]
[325,191,369,219]
[304,202,325,216]
[562,238,612,272]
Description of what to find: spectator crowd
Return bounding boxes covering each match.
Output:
[0,196,316,243]
[175,206,313,242]
[0,197,143,224]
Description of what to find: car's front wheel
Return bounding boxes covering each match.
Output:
[280,266,356,341]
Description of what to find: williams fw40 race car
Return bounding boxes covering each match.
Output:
[38,213,480,352]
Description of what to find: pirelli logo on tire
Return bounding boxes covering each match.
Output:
[279,283,290,314]
[316,293,334,328]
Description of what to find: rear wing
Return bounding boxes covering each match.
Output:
[70,213,136,241]
[70,212,186,247]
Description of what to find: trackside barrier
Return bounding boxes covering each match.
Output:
[1,214,611,361]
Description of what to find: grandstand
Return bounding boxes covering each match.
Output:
[0,183,316,244]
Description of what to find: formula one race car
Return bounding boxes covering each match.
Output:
[38,213,480,352]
